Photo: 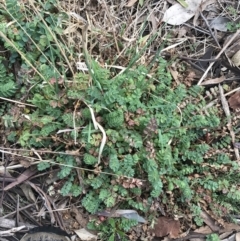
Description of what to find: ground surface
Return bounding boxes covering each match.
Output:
[1,0,240,240]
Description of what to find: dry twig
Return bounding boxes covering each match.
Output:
[219,84,239,160]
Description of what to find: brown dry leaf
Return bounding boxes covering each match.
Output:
[4,166,37,191]
[220,231,235,240]
[19,159,31,168]
[228,91,240,110]
[200,211,221,232]
[20,183,36,203]
[71,206,88,228]
[221,223,240,233]
[151,217,180,238]
[168,67,179,83]
[74,228,97,241]
[178,26,188,38]
[126,0,138,7]
[194,226,212,234]
[231,50,240,67]
[200,0,216,11]
[224,34,240,59]
[147,6,157,34]
[236,232,240,241]
[200,76,225,86]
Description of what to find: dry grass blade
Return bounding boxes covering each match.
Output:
[0,3,62,77]
[28,0,75,76]
[0,31,47,82]
[0,97,35,107]
[85,103,106,166]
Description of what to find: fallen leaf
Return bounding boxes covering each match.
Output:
[19,159,31,168]
[147,6,157,34]
[220,232,235,241]
[20,183,36,203]
[224,33,240,59]
[235,232,240,241]
[231,50,240,67]
[150,217,180,238]
[228,91,240,110]
[210,17,231,32]
[194,226,212,234]
[162,0,202,26]
[74,228,97,241]
[200,211,221,232]
[126,0,138,7]
[193,0,216,26]
[71,206,88,228]
[168,67,179,83]
[200,76,225,86]
[200,0,216,11]
[4,167,37,191]
[221,223,240,233]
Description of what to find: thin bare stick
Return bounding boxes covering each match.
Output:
[0,97,35,107]
[0,149,145,180]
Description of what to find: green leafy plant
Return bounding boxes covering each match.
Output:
[227,22,240,32]
[0,57,17,97]
[88,218,138,241]
[206,233,220,241]
[2,0,240,237]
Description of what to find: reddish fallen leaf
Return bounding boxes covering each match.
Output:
[151,217,180,238]
[19,159,31,168]
[221,223,240,233]
[71,205,88,228]
[4,167,37,191]
[194,226,212,234]
[126,0,138,7]
[200,211,221,232]
[228,91,240,110]
[200,76,225,86]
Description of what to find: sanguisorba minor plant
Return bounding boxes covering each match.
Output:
[1,0,240,236]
